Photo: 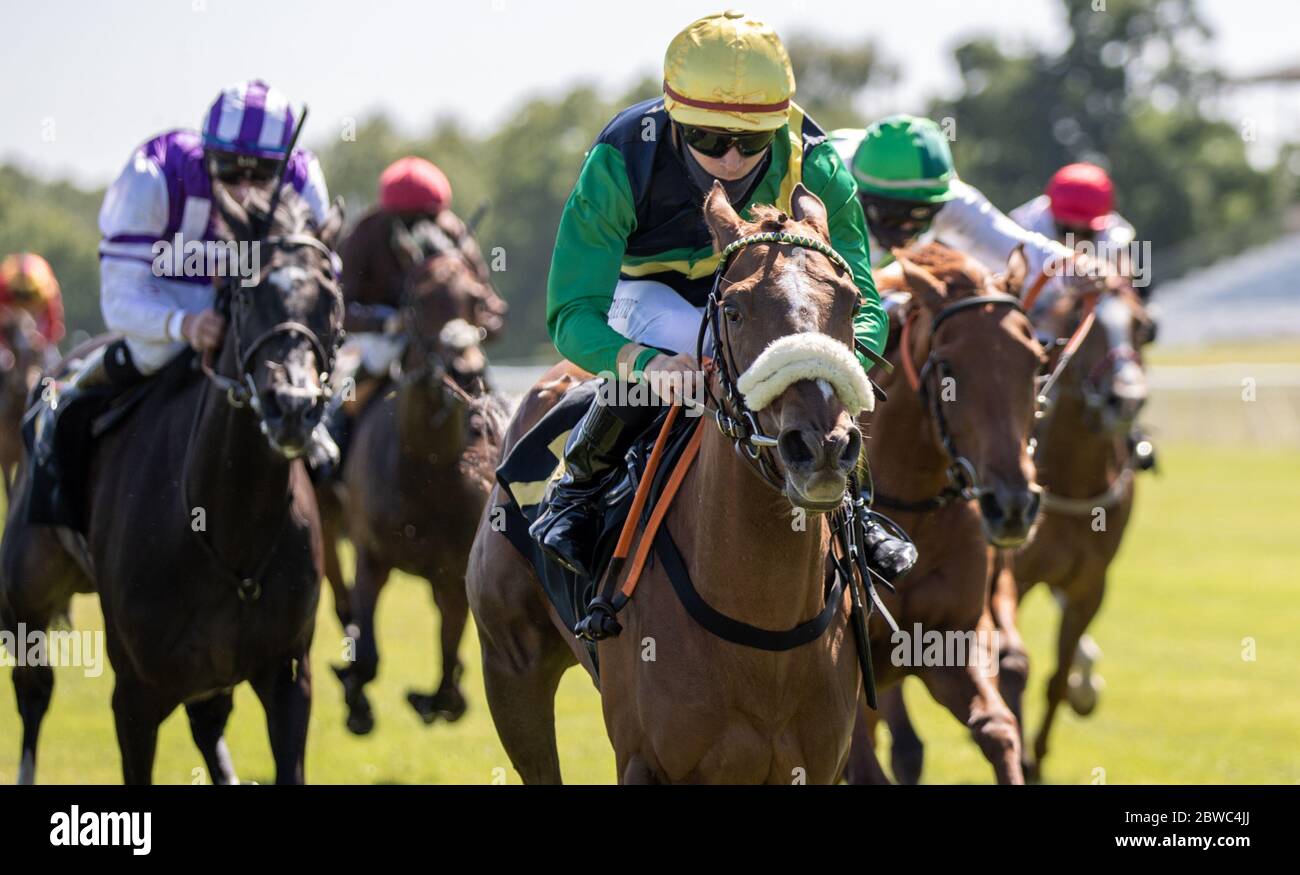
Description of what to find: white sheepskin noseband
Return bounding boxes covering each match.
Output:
[734,332,873,415]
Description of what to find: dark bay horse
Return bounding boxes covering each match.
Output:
[0,186,344,784]
[990,287,1154,779]
[332,250,506,735]
[843,244,1046,785]
[0,309,47,497]
[468,184,871,784]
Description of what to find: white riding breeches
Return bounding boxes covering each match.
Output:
[606,279,712,360]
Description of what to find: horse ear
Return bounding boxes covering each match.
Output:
[703,181,744,252]
[319,197,346,251]
[893,250,947,312]
[390,218,424,270]
[212,182,252,242]
[789,183,830,241]
[1002,244,1029,296]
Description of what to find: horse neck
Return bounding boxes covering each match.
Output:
[186,349,293,564]
[670,424,830,628]
[396,374,465,471]
[1036,381,1124,497]
[869,317,951,502]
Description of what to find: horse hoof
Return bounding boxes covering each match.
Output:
[890,745,924,786]
[345,705,375,736]
[1067,671,1103,716]
[407,688,468,725]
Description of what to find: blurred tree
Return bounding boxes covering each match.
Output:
[931,0,1284,281]
[785,33,898,131]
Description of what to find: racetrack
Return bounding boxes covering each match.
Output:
[1,438,1295,784]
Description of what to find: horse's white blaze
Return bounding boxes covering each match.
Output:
[736,331,873,415]
[266,265,309,293]
[777,250,820,332]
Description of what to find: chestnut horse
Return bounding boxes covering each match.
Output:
[990,287,1154,779]
[0,186,344,784]
[467,184,870,783]
[843,244,1046,785]
[332,250,506,735]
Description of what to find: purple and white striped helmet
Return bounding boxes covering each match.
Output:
[201,79,299,159]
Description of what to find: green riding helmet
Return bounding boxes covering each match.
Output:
[849,114,957,252]
[851,114,956,203]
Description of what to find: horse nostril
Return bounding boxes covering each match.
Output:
[778,429,816,469]
[979,491,1005,524]
[840,429,862,468]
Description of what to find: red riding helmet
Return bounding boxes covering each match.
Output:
[1046,163,1114,230]
[379,156,452,214]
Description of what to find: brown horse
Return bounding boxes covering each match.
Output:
[990,287,1153,779]
[467,184,870,784]
[0,186,344,784]
[843,243,1046,785]
[0,309,47,496]
[331,250,506,735]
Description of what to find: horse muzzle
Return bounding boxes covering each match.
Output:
[778,423,861,511]
[257,378,326,459]
[978,483,1042,547]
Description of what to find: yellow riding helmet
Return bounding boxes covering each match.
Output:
[0,253,60,304]
[663,10,795,133]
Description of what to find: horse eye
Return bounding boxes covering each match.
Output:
[723,303,742,323]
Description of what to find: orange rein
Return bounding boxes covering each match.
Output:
[898,309,923,394]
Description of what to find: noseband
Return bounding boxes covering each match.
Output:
[875,291,1026,513]
[694,230,856,492]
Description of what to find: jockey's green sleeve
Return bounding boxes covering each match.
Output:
[546,144,646,377]
[801,141,888,371]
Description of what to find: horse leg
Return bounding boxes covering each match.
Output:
[989,554,1030,769]
[408,576,469,725]
[843,696,892,785]
[11,659,53,785]
[251,651,312,785]
[185,691,239,785]
[880,682,926,785]
[1031,578,1105,778]
[468,530,575,785]
[319,493,354,634]
[918,662,1024,785]
[111,675,171,785]
[333,548,390,735]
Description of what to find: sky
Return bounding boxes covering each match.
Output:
[2,0,1297,186]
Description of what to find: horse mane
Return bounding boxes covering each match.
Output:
[893,242,986,294]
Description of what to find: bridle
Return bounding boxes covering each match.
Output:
[693,229,856,493]
[200,232,342,418]
[874,290,1028,513]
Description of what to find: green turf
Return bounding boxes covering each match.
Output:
[1,443,1296,784]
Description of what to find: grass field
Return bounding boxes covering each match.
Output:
[1,441,1296,784]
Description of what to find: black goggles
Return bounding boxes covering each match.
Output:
[1055,221,1097,242]
[677,123,775,158]
[206,150,281,184]
[861,194,942,230]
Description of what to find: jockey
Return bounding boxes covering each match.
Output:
[39,80,335,459]
[529,11,915,582]
[1011,164,1156,471]
[829,115,1101,311]
[0,252,65,357]
[339,155,502,382]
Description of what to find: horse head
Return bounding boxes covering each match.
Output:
[889,243,1046,546]
[702,182,868,512]
[211,183,345,458]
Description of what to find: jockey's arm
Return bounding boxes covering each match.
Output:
[802,140,888,372]
[546,143,651,378]
[97,151,192,345]
[933,180,1074,302]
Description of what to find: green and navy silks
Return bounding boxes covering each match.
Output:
[545,98,888,377]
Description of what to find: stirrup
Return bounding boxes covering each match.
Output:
[574,596,623,642]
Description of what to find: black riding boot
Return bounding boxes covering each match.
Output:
[529,394,650,579]
[861,508,918,582]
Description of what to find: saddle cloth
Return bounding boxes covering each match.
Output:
[494,379,699,665]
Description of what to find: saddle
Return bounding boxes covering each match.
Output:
[495,380,700,670]
[22,346,198,533]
